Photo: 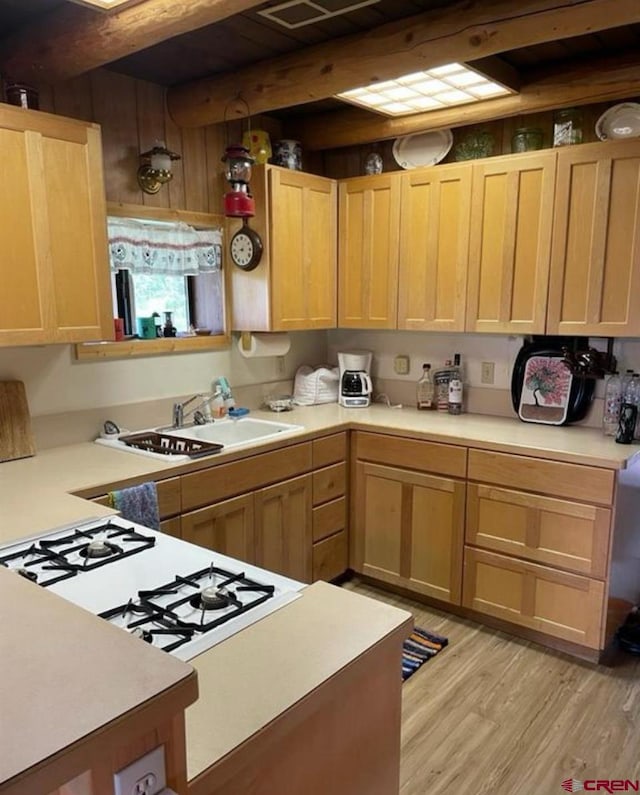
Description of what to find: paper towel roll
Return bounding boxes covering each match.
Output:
[237,332,291,358]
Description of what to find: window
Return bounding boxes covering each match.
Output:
[107,216,224,338]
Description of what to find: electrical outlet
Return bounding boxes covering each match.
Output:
[276,356,286,376]
[394,355,410,375]
[114,746,166,795]
[481,361,495,385]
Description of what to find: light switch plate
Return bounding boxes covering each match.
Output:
[394,355,410,375]
[113,746,166,795]
[481,361,495,385]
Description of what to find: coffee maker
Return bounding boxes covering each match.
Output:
[338,351,373,408]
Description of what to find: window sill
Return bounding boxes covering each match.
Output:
[74,334,230,360]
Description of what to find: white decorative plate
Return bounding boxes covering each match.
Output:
[392,129,454,169]
[595,103,640,141]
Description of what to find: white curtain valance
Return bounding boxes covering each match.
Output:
[107,217,222,276]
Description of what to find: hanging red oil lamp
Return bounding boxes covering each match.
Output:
[222,144,256,218]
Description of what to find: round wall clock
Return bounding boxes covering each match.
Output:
[230,224,263,271]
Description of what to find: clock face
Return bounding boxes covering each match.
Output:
[230,227,262,271]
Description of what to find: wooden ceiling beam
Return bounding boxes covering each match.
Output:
[0,0,268,84]
[167,0,640,128]
[287,52,640,150]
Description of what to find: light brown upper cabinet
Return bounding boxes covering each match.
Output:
[229,165,337,331]
[338,174,401,328]
[398,164,471,331]
[466,151,556,334]
[547,140,640,337]
[0,104,113,346]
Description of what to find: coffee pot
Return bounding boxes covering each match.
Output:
[338,351,373,408]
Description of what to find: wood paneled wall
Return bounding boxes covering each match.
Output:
[37,70,282,214]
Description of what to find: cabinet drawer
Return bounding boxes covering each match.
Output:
[462,547,605,649]
[313,497,346,542]
[313,462,346,506]
[466,484,611,578]
[313,530,348,582]
[181,443,312,511]
[468,449,614,506]
[312,432,347,468]
[91,477,181,519]
[354,431,466,478]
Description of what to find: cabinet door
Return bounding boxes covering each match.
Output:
[463,547,605,649]
[255,474,313,582]
[466,484,611,578]
[398,164,471,331]
[0,106,113,346]
[547,140,640,336]
[338,174,400,328]
[353,462,464,604]
[181,493,255,564]
[466,151,556,334]
[269,168,337,330]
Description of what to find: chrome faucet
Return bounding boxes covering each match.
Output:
[171,393,214,429]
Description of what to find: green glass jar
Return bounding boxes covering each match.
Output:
[511,127,544,153]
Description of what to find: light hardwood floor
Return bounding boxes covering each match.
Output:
[345,579,640,795]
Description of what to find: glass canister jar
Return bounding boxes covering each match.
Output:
[511,127,544,153]
[553,108,583,147]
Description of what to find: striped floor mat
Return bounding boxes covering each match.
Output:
[402,627,448,682]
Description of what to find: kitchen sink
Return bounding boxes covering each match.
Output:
[163,417,304,448]
[96,417,304,460]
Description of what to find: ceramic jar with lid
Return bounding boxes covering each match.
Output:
[511,127,543,153]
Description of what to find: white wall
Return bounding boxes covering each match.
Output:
[328,329,640,398]
[0,331,327,416]
[3,328,639,419]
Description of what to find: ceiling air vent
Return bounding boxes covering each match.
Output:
[258,0,381,29]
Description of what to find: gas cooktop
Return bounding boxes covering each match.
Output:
[0,517,305,661]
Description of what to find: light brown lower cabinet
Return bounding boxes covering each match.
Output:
[181,493,255,564]
[312,530,348,582]
[462,546,605,649]
[255,474,313,582]
[466,483,611,578]
[160,516,182,539]
[353,461,465,604]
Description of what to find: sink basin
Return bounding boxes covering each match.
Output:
[164,417,304,449]
[96,417,304,460]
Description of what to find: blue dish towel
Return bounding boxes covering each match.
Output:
[109,481,160,531]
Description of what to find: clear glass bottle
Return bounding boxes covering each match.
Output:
[448,353,463,415]
[616,375,639,444]
[602,372,622,436]
[417,363,435,410]
[553,108,583,147]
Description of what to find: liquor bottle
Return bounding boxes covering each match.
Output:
[435,359,453,412]
[448,354,463,415]
[416,364,435,410]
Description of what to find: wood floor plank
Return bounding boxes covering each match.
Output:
[344,579,640,795]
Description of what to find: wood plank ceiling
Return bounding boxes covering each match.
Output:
[0,0,638,149]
